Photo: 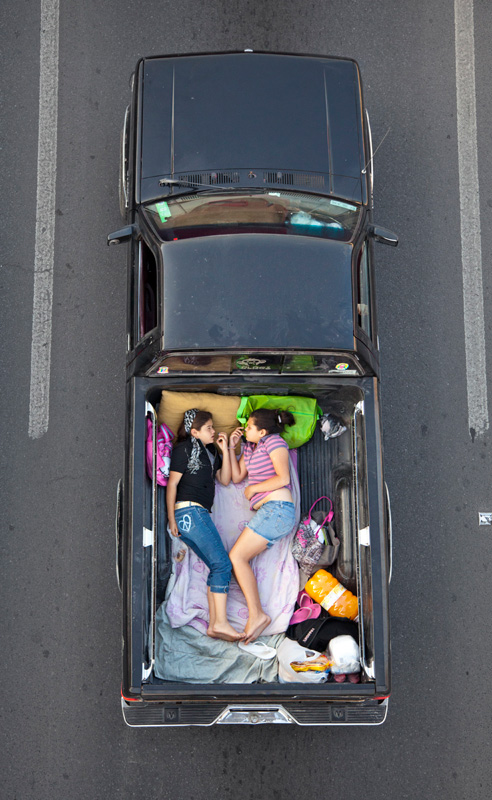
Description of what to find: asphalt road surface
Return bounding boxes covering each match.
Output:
[1,1,492,798]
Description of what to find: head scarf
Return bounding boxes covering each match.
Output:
[183,408,202,474]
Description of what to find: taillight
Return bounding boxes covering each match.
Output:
[121,684,141,702]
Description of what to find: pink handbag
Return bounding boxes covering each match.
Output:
[291,496,339,574]
[146,417,173,486]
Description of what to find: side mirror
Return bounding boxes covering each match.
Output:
[107,225,136,246]
[368,225,398,247]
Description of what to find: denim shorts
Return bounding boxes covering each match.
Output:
[248,500,296,549]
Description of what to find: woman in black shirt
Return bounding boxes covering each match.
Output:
[166,409,244,642]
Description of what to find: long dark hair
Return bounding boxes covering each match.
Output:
[249,407,295,435]
[177,410,212,442]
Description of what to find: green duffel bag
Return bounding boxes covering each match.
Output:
[237,395,322,449]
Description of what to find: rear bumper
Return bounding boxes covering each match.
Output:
[122,697,388,727]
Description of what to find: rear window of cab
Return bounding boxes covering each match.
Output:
[148,352,363,376]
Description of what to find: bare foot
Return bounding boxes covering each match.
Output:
[243,612,271,644]
[207,622,245,642]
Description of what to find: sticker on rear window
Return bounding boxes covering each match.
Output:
[155,201,171,222]
[331,200,357,211]
[236,357,270,370]
[157,366,169,374]
[335,363,349,371]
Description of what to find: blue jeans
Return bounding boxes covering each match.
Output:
[174,505,232,593]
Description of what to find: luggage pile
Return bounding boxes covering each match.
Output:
[285,494,361,683]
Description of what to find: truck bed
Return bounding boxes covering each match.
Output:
[121,377,390,724]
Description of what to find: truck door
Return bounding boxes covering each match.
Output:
[127,235,161,373]
[355,240,379,360]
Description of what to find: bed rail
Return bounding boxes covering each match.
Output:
[353,400,375,681]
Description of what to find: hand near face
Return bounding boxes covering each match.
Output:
[229,427,244,449]
[216,432,228,452]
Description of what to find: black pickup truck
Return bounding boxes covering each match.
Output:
[109,51,397,726]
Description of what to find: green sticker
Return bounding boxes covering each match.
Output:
[331,200,357,211]
[155,201,171,222]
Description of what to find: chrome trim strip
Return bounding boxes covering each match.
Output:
[170,67,175,177]
[115,478,122,591]
[365,108,374,204]
[121,104,130,210]
[216,705,294,725]
[385,481,392,583]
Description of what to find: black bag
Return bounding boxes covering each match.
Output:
[286,615,358,652]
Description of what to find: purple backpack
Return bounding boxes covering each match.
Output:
[146,417,173,486]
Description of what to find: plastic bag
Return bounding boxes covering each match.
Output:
[328,635,360,674]
[277,638,329,683]
[320,413,347,440]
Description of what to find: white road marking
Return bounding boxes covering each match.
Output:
[28,0,60,439]
[455,0,489,438]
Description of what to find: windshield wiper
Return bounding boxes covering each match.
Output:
[159,177,235,192]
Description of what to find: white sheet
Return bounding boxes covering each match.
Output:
[164,453,300,635]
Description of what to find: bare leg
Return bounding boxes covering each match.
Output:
[229,527,271,643]
[207,589,245,641]
[207,587,216,629]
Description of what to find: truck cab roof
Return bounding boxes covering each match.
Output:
[159,233,355,351]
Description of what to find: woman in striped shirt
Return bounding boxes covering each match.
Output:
[229,408,296,642]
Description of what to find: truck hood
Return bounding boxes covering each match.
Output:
[160,233,355,351]
[139,53,366,205]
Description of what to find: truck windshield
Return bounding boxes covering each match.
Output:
[144,191,360,243]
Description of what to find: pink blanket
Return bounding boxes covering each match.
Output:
[165,453,300,635]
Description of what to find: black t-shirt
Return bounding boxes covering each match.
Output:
[170,439,222,512]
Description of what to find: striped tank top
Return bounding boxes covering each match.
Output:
[243,433,291,509]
